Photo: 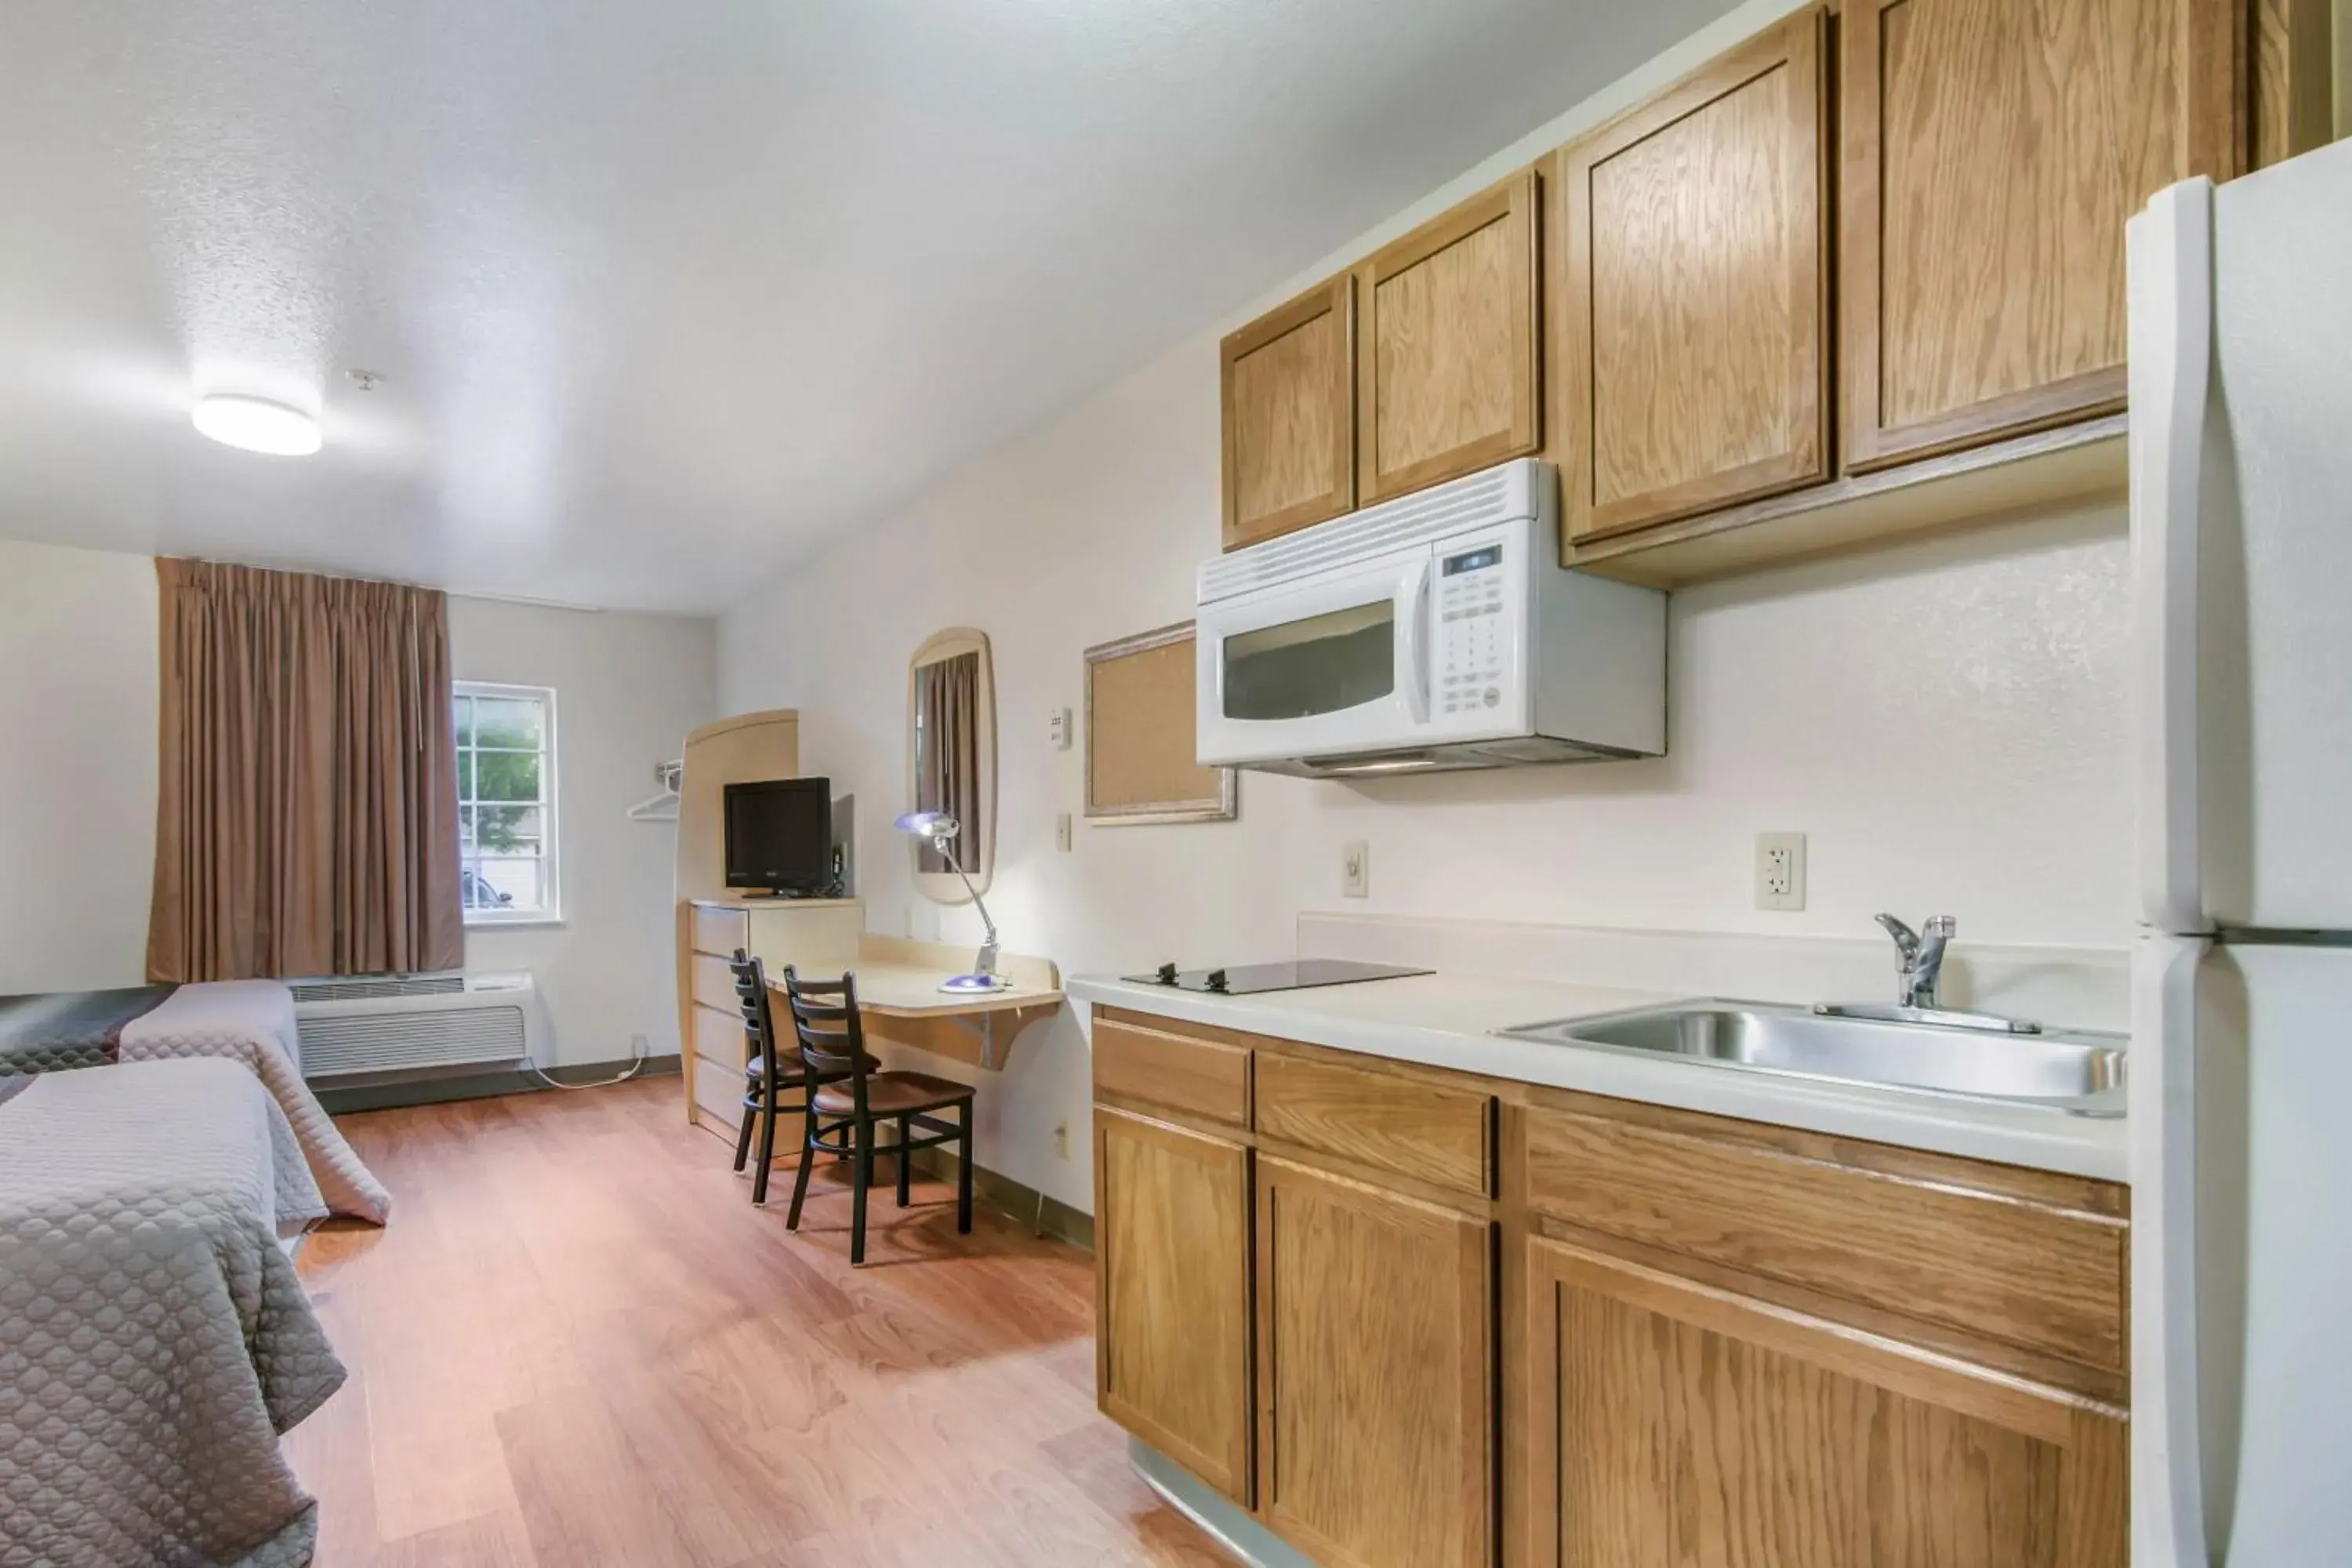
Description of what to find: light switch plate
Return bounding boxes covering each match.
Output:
[1342,840,1370,898]
[1047,707,1073,751]
[1755,831,1806,911]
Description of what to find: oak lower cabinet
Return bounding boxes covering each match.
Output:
[1088,1011,2127,1568]
[1255,1156,1493,1568]
[1093,1106,1256,1506]
[1525,1236,2126,1567]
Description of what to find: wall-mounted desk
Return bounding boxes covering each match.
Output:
[679,898,1062,1152]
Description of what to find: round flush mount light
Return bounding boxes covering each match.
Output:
[191,394,321,456]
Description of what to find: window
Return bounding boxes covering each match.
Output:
[454,683,558,924]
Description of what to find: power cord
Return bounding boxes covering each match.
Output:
[523,1035,648,1092]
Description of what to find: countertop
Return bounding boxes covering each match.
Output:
[1067,969,2129,1182]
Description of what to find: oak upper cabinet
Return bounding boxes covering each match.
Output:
[1255,1155,1492,1568]
[1840,0,2241,470]
[1221,275,1356,550]
[1093,1107,1255,1505]
[1356,171,1541,508]
[1556,9,1830,542]
[1525,1237,2127,1567]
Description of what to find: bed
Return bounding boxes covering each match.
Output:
[0,1057,346,1568]
[0,979,391,1222]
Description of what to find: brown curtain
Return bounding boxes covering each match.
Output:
[916,652,982,875]
[147,558,464,981]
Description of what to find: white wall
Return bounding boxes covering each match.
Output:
[0,539,159,993]
[448,597,717,1066]
[716,0,2136,1210]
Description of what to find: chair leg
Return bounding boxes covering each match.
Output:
[751,1092,779,1207]
[851,1118,873,1267]
[731,1092,756,1174]
[896,1114,913,1207]
[785,1109,818,1232]
[956,1099,974,1236]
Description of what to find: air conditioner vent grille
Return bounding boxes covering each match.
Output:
[289,973,466,1003]
[299,1006,529,1077]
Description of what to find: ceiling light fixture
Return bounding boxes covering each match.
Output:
[191,394,321,456]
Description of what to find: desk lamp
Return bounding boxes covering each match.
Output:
[895,811,1007,993]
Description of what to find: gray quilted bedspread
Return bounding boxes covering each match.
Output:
[0,980,392,1224]
[0,1058,346,1568]
[0,985,176,1071]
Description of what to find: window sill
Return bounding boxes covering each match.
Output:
[463,916,567,932]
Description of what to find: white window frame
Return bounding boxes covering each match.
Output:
[455,681,562,927]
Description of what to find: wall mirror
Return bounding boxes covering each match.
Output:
[906,627,996,904]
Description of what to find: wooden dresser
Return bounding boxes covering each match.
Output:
[681,897,866,1148]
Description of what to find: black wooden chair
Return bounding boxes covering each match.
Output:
[779,965,974,1265]
[727,949,872,1206]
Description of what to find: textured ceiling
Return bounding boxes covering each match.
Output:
[0,1,1733,613]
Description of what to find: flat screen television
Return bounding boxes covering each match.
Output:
[723,777,833,895]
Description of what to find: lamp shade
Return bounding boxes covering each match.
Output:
[192,395,321,456]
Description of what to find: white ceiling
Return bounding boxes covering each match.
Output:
[0,1,1733,614]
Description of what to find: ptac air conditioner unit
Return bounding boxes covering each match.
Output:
[289,971,543,1079]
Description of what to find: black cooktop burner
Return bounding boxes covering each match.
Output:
[1121,959,1432,996]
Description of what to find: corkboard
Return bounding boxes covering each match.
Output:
[1083,622,1236,824]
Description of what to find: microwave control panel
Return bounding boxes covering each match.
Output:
[1437,542,1506,716]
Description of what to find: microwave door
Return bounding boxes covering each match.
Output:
[1198,551,1431,767]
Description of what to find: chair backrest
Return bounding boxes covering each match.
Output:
[728,949,783,1076]
[779,966,866,1090]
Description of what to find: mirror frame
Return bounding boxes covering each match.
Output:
[906,626,997,906]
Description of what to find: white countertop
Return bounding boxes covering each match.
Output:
[1068,969,2129,1182]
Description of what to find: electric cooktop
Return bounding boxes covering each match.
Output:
[1121,959,1432,996]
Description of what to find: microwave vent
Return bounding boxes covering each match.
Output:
[1199,459,1554,604]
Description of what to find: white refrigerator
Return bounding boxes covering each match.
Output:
[2129,139,2352,1565]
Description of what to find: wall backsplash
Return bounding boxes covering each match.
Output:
[717,335,2135,1210]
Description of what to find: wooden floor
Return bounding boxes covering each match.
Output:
[287,1078,1234,1567]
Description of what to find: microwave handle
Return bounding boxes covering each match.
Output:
[1399,557,1432,724]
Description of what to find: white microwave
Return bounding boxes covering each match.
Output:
[1196,459,1664,776]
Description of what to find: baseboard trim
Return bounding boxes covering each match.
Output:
[315,1054,682,1114]
[909,1145,1094,1251]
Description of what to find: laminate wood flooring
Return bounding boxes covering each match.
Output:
[286,1079,1234,1567]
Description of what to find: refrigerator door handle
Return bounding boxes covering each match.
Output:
[2129,179,2216,936]
[2133,933,2212,1566]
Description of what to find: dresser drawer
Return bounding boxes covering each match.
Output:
[1255,1050,1491,1197]
[691,1001,747,1073]
[691,904,748,956]
[691,952,742,1012]
[1521,1097,2128,1374]
[1093,1012,1252,1127]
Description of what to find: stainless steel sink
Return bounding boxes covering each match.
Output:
[1497,1001,2126,1116]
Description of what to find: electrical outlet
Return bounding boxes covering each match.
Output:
[1342,840,1370,898]
[1054,811,1073,852]
[1052,1120,1071,1160]
[1755,831,1806,911]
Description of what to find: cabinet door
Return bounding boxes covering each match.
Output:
[1356,172,1541,506]
[1093,1107,1254,1504]
[1221,275,1356,550]
[1524,1236,2127,1568]
[1840,0,2241,470]
[1558,9,1829,543]
[1257,1155,1492,1568]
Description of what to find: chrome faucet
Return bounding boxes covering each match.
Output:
[1814,913,2042,1034]
[1875,912,1956,1009]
